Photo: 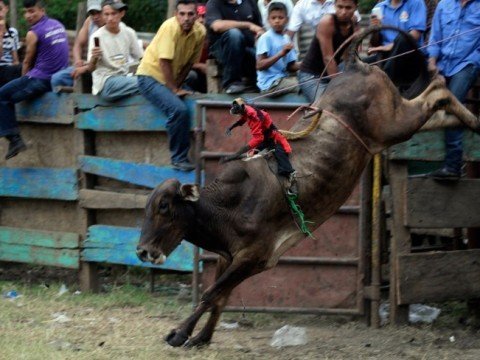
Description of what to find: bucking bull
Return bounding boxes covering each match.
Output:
[136,27,480,347]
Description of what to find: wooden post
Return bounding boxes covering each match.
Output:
[370,154,382,328]
[9,0,17,29]
[167,0,176,18]
[388,161,410,325]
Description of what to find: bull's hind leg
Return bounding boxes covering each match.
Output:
[165,256,260,347]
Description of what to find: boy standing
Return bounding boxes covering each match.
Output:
[256,2,299,97]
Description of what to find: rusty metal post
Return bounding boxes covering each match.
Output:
[192,104,206,308]
[370,154,382,327]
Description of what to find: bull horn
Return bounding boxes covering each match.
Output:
[179,184,200,202]
[279,109,323,140]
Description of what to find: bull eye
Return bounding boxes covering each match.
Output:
[159,201,169,214]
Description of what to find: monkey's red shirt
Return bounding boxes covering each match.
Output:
[237,105,292,153]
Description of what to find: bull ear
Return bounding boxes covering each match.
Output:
[179,184,200,202]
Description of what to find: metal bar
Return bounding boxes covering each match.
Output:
[192,104,206,308]
[370,154,382,328]
[224,306,361,315]
[200,254,358,266]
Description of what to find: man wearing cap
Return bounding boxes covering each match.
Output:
[136,0,205,172]
[86,0,143,101]
[0,0,69,159]
[51,0,105,90]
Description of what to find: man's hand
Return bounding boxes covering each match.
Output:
[175,88,192,97]
[367,43,393,55]
[370,15,382,27]
[71,65,89,79]
[74,59,85,68]
[90,46,102,61]
[428,58,439,77]
[248,23,265,38]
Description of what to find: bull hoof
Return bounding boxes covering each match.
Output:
[165,329,189,347]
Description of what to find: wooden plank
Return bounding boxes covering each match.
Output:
[0,227,79,268]
[17,92,74,124]
[0,168,78,200]
[387,161,410,324]
[406,178,480,228]
[75,95,197,131]
[0,226,79,248]
[82,225,194,271]
[78,155,196,188]
[397,250,480,304]
[389,130,480,161]
[79,189,148,209]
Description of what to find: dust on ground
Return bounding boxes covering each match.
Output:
[1,264,479,360]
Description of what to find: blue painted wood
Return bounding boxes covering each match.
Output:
[79,156,196,188]
[0,168,78,200]
[82,225,195,271]
[75,96,197,131]
[17,92,74,124]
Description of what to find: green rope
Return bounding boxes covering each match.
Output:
[286,194,315,238]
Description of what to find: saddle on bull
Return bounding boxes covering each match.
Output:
[136,26,480,347]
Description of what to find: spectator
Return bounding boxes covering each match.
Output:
[368,0,427,90]
[426,0,480,180]
[0,0,68,160]
[136,0,205,171]
[206,0,264,94]
[86,0,143,102]
[0,1,21,87]
[184,3,208,93]
[286,0,360,39]
[50,0,105,90]
[298,0,358,102]
[258,0,294,29]
[256,2,299,97]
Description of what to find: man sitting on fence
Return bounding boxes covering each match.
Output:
[50,0,106,91]
[136,0,205,172]
[86,0,143,102]
[425,0,480,180]
[0,0,69,160]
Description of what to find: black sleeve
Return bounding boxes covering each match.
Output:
[205,0,223,29]
[249,0,263,27]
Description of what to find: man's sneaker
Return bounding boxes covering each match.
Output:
[225,82,246,94]
[427,167,461,181]
[5,135,27,160]
[172,161,196,172]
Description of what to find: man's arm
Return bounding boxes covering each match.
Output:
[73,17,90,67]
[317,16,339,78]
[256,43,294,70]
[210,19,263,37]
[160,58,187,96]
[22,30,38,75]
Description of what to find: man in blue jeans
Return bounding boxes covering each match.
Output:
[136,0,205,171]
[426,0,480,180]
[206,0,264,94]
[0,0,68,159]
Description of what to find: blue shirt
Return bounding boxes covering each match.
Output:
[428,0,480,77]
[375,0,427,46]
[256,29,297,91]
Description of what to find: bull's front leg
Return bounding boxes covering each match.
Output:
[165,257,259,347]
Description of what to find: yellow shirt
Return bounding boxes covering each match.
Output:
[136,17,206,85]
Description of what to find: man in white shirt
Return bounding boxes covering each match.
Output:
[286,0,360,39]
[87,0,143,101]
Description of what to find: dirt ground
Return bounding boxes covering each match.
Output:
[1,264,480,360]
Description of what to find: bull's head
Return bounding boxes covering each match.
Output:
[136,178,200,265]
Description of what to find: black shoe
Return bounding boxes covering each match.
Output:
[5,135,27,160]
[172,161,196,172]
[225,82,246,94]
[427,167,461,181]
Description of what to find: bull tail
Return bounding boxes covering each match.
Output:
[279,109,323,140]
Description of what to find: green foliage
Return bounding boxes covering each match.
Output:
[359,0,379,14]
[14,0,168,36]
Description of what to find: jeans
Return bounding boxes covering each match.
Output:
[137,75,191,164]
[210,29,256,88]
[298,71,329,103]
[0,76,51,137]
[444,64,480,174]
[100,75,139,101]
[0,64,22,88]
[50,66,74,90]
